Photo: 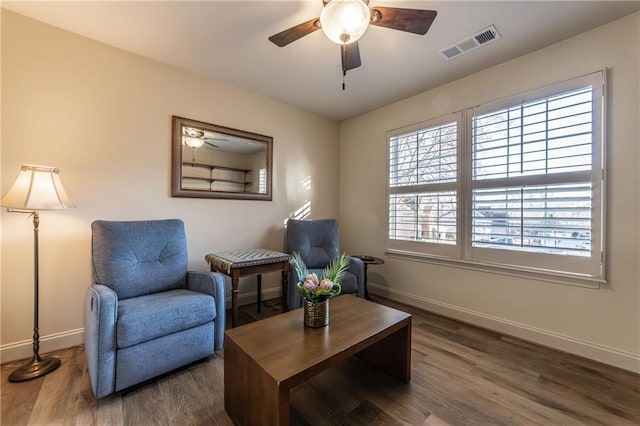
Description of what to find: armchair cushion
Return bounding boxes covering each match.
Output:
[92,220,187,299]
[287,219,339,268]
[116,289,216,348]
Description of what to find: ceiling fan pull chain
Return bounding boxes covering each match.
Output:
[341,43,347,90]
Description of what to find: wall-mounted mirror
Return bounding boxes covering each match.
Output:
[172,116,272,200]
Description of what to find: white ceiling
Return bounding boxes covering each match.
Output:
[3,1,639,121]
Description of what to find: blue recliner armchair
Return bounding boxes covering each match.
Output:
[286,218,365,310]
[84,219,226,398]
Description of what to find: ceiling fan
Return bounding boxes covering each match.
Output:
[268,0,437,89]
[183,127,224,149]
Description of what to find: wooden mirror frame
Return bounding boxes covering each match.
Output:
[171,116,273,201]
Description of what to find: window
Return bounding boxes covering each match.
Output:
[258,167,267,194]
[387,71,605,286]
[388,113,462,258]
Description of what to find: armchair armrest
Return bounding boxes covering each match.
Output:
[288,268,305,310]
[84,284,118,399]
[347,256,365,299]
[187,271,226,351]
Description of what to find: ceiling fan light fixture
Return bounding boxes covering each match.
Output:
[320,0,370,45]
[184,136,205,149]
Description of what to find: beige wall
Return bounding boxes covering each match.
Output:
[3,9,638,372]
[1,11,339,360]
[339,13,640,371]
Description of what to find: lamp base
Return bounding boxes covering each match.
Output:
[8,355,61,382]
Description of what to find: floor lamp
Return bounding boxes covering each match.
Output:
[1,164,74,382]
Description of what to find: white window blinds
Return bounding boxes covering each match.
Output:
[467,73,604,279]
[472,87,593,180]
[388,114,461,257]
[470,86,595,259]
[386,71,605,285]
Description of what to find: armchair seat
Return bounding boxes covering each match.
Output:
[117,289,216,348]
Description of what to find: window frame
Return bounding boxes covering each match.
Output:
[385,70,606,288]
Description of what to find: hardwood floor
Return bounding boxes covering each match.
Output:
[2,296,639,425]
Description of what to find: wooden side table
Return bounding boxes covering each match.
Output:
[206,249,290,328]
[351,255,384,300]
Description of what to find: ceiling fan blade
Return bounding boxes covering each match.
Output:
[268,17,321,47]
[205,141,219,149]
[370,7,437,35]
[341,41,361,73]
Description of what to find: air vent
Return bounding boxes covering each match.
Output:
[441,46,462,59]
[475,27,498,44]
[440,25,501,60]
[458,38,479,52]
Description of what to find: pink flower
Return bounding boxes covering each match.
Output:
[319,278,333,291]
[303,273,319,292]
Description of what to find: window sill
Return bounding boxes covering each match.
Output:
[384,249,605,289]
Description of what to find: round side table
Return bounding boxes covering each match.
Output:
[352,255,384,300]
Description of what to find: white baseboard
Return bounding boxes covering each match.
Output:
[1,328,85,364]
[369,283,640,374]
[12,286,634,374]
[1,287,283,364]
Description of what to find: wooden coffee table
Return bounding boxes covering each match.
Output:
[224,295,411,426]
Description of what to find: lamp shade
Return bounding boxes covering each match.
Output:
[0,164,74,210]
[320,0,370,45]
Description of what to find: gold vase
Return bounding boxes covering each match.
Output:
[303,299,329,327]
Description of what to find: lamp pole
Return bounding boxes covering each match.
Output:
[8,210,61,382]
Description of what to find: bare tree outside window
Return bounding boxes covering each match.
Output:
[389,121,457,244]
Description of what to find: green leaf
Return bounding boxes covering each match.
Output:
[290,251,308,281]
[323,253,350,287]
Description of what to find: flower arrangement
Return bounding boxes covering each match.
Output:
[290,251,350,304]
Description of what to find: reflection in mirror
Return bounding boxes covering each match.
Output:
[172,116,272,200]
